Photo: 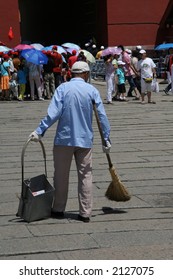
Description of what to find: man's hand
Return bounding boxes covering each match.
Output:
[102,140,111,154]
[28,131,41,142]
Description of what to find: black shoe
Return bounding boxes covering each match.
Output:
[127,94,133,97]
[51,211,64,219]
[78,215,90,223]
[112,96,120,101]
[163,89,169,95]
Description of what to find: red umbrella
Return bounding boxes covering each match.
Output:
[13,44,34,51]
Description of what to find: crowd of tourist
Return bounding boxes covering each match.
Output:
[0,41,170,104]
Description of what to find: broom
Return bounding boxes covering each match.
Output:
[93,103,131,202]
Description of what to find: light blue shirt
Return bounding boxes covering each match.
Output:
[0,61,10,76]
[116,67,125,84]
[35,77,110,148]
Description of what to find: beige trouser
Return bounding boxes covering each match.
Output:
[52,145,93,217]
[29,74,42,99]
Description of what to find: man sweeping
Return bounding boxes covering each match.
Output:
[28,61,111,222]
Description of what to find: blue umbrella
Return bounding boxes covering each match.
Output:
[21,49,48,65]
[155,43,173,50]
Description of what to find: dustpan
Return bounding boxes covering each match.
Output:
[16,138,54,222]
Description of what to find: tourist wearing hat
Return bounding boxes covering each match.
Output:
[136,45,142,51]
[137,49,157,104]
[0,54,11,101]
[119,45,141,99]
[130,50,141,99]
[8,51,20,100]
[28,61,111,223]
[91,44,98,58]
[68,49,78,69]
[51,45,63,88]
[96,46,104,60]
[115,61,127,101]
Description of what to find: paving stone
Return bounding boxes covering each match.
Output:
[0,80,173,260]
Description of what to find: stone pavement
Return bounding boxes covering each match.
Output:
[0,79,173,260]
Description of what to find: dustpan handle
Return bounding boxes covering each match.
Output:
[21,138,47,184]
[93,102,113,168]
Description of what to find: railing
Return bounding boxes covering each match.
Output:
[90,59,105,79]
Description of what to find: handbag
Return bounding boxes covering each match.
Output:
[151,78,159,93]
[16,138,54,222]
[144,77,153,83]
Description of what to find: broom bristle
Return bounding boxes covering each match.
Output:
[105,166,131,202]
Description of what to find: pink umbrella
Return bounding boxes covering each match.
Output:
[13,44,34,51]
[101,47,122,56]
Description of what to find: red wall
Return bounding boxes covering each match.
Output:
[0,0,20,48]
[106,0,171,47]
[0,0,172,49]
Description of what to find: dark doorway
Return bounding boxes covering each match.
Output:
[18,0,102,48]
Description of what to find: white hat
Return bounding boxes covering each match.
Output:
[117,60,125,65]
[139,49,146,54]
[71,61,90,73]
[136,45,142,50]
[92,44,96,48]
[100,45,104,50]
[125,48,132,54]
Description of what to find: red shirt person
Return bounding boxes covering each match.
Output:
[68,49,78,69]
[51,45,63,88]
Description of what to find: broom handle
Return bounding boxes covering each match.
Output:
[93,103,113,169]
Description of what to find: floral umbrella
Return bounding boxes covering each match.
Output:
[101,46,122,56]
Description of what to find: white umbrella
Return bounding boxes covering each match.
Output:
[62,42,81,50]
[79,49,95,63]
[0,46,11,52]
[31,43,44,50]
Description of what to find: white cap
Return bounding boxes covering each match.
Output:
[117,60,125,65]
[100,45,104,50]
[136,45,142,50]
[92,44,96,48]
[71,61,90,73]
[125,48,132,54]
[139,49,146,54]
